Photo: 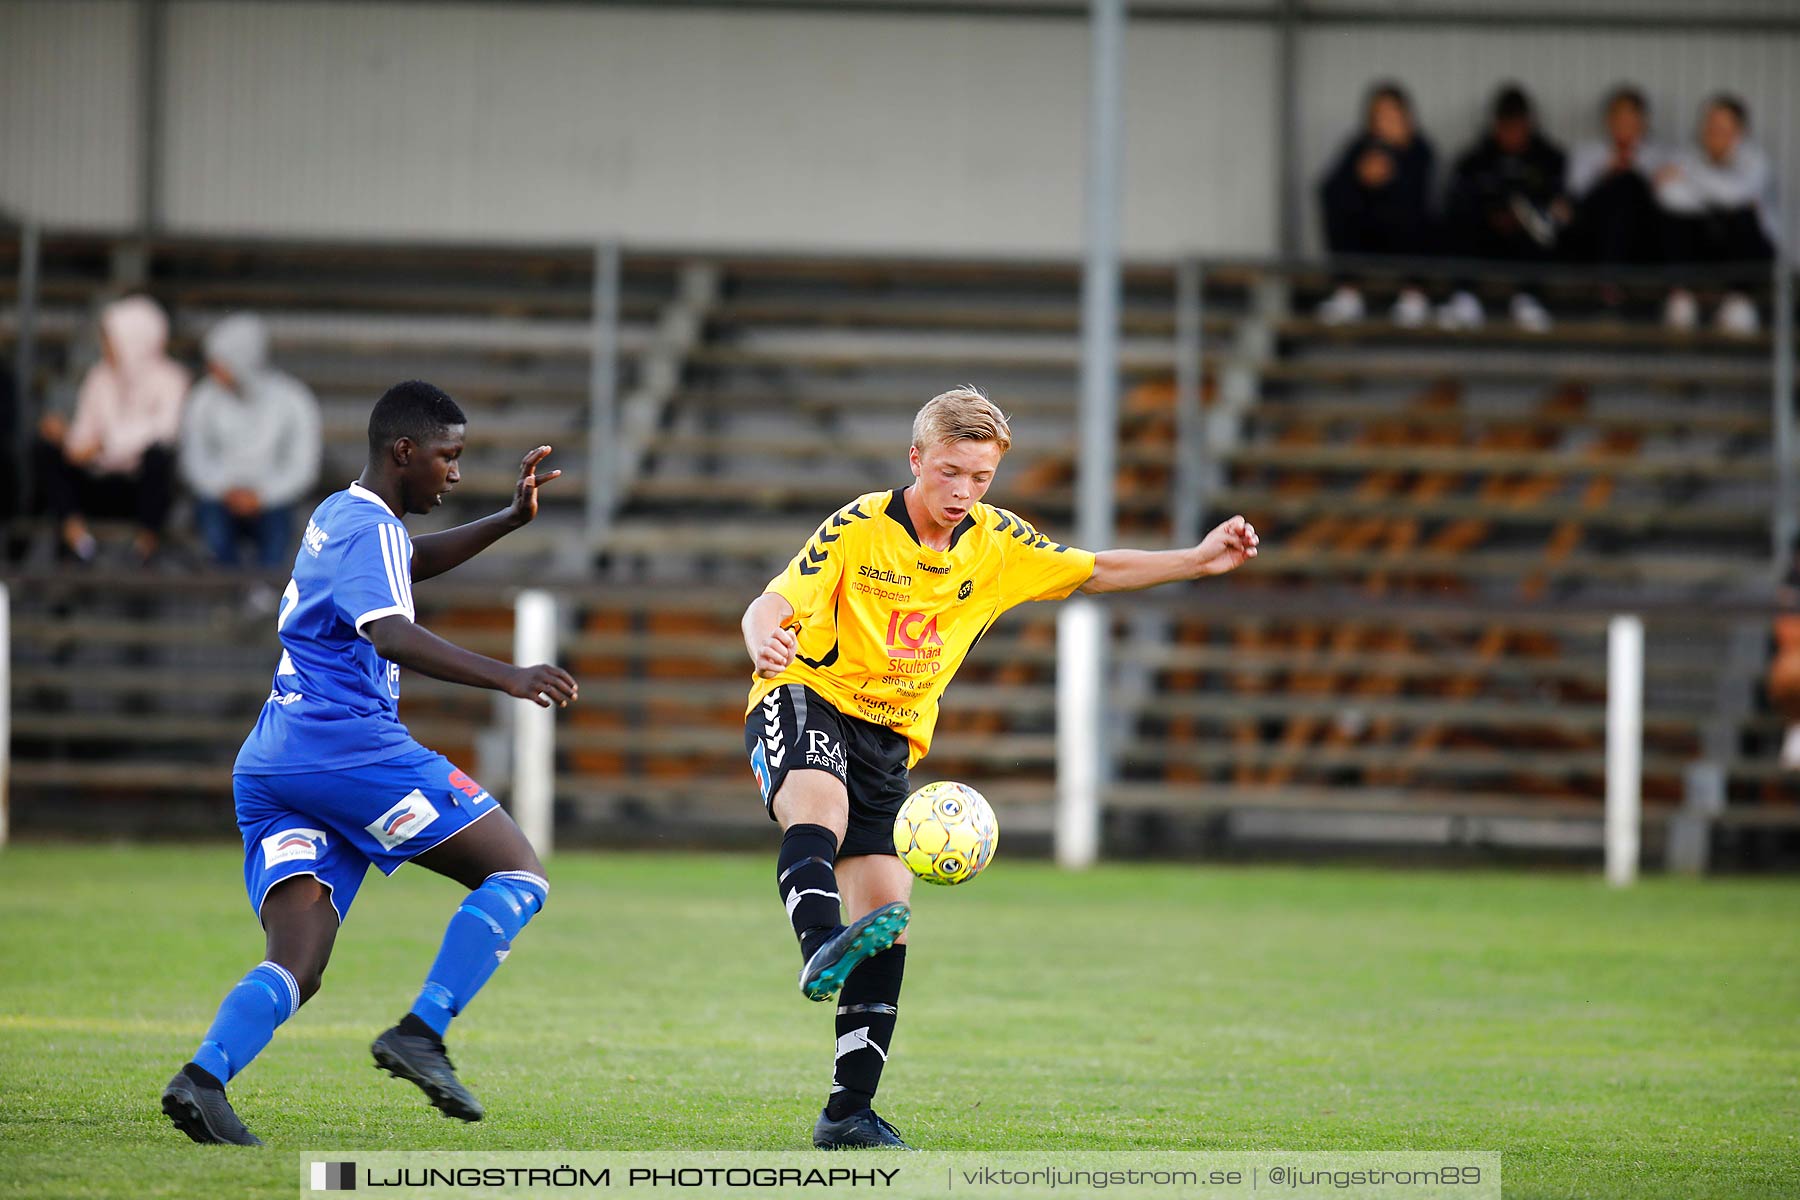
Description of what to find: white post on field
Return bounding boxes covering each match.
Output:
[1056,598,1105,868]
[512,589,558,857]
[0,582,10,849]
[1605,614,1644,887]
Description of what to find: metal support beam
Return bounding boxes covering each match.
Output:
[13,221,39,517]
[1077,0,1124,555]
[1058,0,1126,871]
[1275,0,1301,257]
[138,0,166,235]
[1774,257,1796,567]
[1173,256,1206,547]
[586,240,622,556]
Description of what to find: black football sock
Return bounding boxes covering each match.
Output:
[826,944,905,1120]
[778,823,842,961]
[181,1062,225,1091]
[396,1012,442,1043]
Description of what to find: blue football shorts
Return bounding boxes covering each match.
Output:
[235,744,500,923]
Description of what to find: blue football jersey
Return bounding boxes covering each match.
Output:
[234,482,424,775]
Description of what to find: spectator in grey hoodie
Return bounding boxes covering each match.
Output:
[180,314,321,567]
[1656,93,1779,335]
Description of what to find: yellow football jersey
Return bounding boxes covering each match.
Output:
[747,488,1096,765]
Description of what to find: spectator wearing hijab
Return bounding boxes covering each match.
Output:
[1440,84,1569,333]
[1315,81,1439,328]
[1656,93,1779,336]
[38,295,188,562]
[180,313,322,568]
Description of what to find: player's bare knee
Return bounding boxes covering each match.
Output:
[772,770,849,843]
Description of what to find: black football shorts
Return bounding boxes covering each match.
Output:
[745,683,910,857]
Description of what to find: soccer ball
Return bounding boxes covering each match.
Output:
[892,781,998,886]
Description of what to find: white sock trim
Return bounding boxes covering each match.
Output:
[259,960,301,1015]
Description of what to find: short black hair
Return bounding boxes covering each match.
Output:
[1365,80,1413,120]
[1707,92,1749,131]
[1493,83,1533,123]
[367,380,466,457]
[1605,84,1648,116]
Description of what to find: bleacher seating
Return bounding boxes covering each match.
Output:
[3,237,1795,864]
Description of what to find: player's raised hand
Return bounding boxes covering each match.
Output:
[509,663,579,708]
[754,626,799,680]
[506,446,562,527]
[1195,515,1259,576]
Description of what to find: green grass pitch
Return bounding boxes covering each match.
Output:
[0,845,1795,1198]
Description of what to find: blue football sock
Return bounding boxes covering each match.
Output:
[409,871,547,1037]
[191,961,300,1084]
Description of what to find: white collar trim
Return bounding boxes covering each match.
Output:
[347,481,397,515]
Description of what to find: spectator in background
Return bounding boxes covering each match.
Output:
[180,313,322,568]
[1562,85,1666,292]
[1769,539,1800,769]
[1656,93,1778,336]
[1316,81,1438,328]
[1440,84,1568,333]
[36,295,188,562]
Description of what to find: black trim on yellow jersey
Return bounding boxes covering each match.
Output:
[790,498,873,669]
[885,487,976,551]
[795,589,844,670]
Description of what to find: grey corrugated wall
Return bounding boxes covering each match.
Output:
[0,0,141,229]
[1,1,1795,257]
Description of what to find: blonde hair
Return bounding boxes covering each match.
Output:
[911,386,1012,454]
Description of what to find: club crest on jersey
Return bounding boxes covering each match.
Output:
[261,827,328,868]
[958,579,974,601]
[366,789,440,850]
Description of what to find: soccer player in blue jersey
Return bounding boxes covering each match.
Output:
[161,381,579,1146]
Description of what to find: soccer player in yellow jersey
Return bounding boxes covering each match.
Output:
[741,386,1259,1149]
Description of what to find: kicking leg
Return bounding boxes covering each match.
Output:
[773,769,850,963]
[163,877,340,1146]
[775,772,908,1003]
[371,806,547,1121]
[812,854,913,1149]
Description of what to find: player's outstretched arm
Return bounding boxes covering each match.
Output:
[366,615,578,708]
[1078,515,1259,594]
[742,592,799,680]
[410,446,562,582]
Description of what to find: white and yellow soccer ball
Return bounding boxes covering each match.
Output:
[892,781,998,886]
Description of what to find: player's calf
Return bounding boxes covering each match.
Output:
[828,945,905,1118]
[162,959,302,1146]
[407,870,548,1034]
[374,870,548,1121]
[779,823,845,961]
[800,902,909,1003]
